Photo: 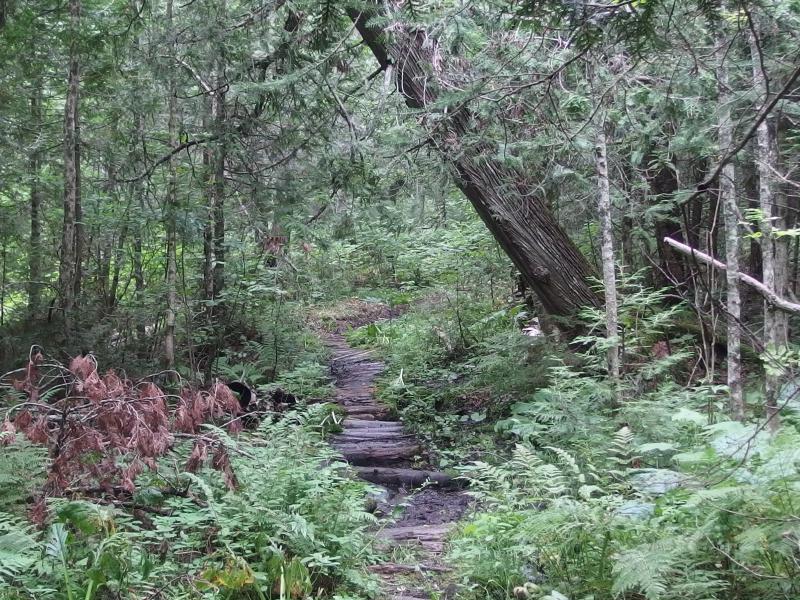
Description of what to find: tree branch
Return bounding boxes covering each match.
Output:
[121,136,218,183]
[664,237,800,315]
[680,59,800,207]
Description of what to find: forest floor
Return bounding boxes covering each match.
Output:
[322,307,470,599]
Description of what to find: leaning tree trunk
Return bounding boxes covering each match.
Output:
[716,27,744,421]
[348,6,600,317]
[57,0,82,331]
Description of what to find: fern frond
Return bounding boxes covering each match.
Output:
[0,512,41,583]
[544,445,580,475]
[612,538,688,600]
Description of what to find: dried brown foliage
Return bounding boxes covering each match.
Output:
[1,349,246,501]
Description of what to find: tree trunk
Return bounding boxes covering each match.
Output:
[595,122,620,384]
[202,111,215,303]
[211,74,225,298]
[716,28,744,421]
[57,0,82,331]
[648,161,688,289]
[1,241,6,327]
[164,0,178,376]
[28,82,43,320]
[749,18,788,431]
[131,4,146,346]
[348,6,600,317]
[202,8,226,307]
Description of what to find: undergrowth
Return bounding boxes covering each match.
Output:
[347,283,800,600]
[0,405,379,599]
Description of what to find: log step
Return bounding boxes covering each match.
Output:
[369,563,451,575]
[333,431,415,442]
[378,523,454,553]
[380,523,453,542]
[336,441,421,464]
[344,419,403,429]
[344,406,390,417]
[354,466,456,487]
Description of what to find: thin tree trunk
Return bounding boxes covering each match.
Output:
[28,82,43,320]
[596,121,620,385]
[716,29,744,420]
[211,62,226,297]
[108,224,128,312]
[164,0,178,376]
[202,110,215,303]
[57,0,82,331]
[202,8,226,308]
[132,115,146,344]
[131,4,146,345]
[749,18,788,432]
[349,6,601,317]
[1,241,6,327]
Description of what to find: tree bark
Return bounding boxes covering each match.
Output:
[348,5,600,317]
[749,17,788,432]
[716,28,745,421]
[57,0,82,331]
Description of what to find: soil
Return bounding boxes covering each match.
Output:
[322,309,470,600]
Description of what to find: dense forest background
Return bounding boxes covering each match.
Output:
[1,0,800,599]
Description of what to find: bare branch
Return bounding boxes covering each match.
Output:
[664,237,800,315]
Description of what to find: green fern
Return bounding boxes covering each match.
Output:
[612,538,690,600]
[0,512,41,584]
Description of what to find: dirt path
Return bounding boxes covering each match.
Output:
[324,332,469,600]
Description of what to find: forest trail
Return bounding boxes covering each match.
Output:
[324,330,469,600]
